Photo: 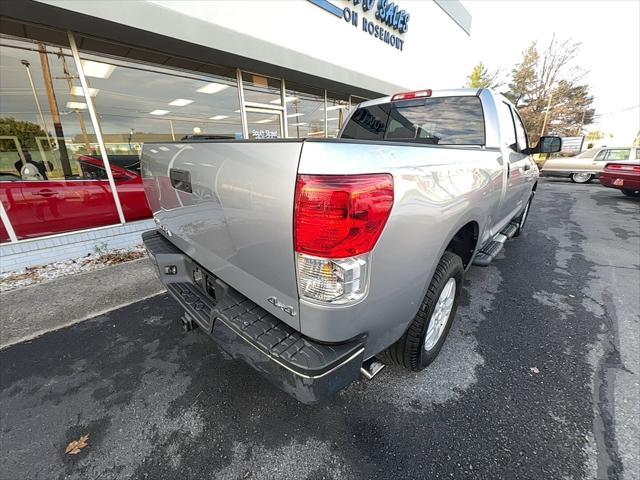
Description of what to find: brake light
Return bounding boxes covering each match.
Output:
[294,174,393,304]
[294,174,394,258]
[606,163,640,172]
[391,89,432,102]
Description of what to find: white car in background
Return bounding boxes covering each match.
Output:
[541,147,638,183]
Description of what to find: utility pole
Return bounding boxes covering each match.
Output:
[57,48,92,153]
[38,42,72,177]
[539,92,553,139]
[21,59,54,158]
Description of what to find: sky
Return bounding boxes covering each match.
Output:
[463,0,640,145]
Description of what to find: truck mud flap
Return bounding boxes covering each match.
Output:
[142,229,365,404]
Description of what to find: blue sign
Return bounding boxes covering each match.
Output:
[308,0,409,52]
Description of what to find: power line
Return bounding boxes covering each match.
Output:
[594,104,640,117]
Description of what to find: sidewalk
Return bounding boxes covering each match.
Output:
[0,258,164,348]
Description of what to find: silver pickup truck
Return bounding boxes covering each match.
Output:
[141,88,561,404]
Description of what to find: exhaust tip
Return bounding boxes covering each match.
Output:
[361,357,385,380]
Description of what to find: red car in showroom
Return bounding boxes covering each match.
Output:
[0,154,151,242]
[599,161,640,197]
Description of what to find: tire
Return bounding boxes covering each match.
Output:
[570,172,592,183]
[379,252,464,371]
[513,195,533,237]
[622,189,640,197]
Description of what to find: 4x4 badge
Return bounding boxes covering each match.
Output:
[267,296,296,317]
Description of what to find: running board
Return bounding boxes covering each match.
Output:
[472,223,518,267]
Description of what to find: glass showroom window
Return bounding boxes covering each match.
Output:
[0,35,122,242]
[326,92,350,138]
[285,82,325,138]
[78,52,243,156]
[241,71,282,107]
[349,95,369,111]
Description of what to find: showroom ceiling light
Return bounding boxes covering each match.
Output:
[289,122,308,126]
[209,115,228,120]
[66,101,87,110]
[70,86,99,97]
[81,60,116,79]
[325,105,347,111]
[196,83,230,94]
[287,113,304,118]
[150,109,170,115]
[169,98,193,106]
[326,117,338,121]
[255,118,274,123]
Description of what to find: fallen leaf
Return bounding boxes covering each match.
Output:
[530,367,540,374]
[65,434,89,455]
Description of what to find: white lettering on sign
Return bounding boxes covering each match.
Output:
[251,129,278,139]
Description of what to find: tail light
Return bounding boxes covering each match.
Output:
[391,89,432,102]
[606,163,640,172]
[294,174,394,304]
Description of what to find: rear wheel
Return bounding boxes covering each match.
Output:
[622,189,640,197]
[380,252,464,371]
[571,172,592,183]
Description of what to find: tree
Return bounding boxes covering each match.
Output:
[586,130,605,142]
[506,36,595,144]
[0,117,51,152]
[465,62,501,89]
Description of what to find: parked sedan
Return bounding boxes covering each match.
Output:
[599,162,640,197]
[542,147,638,183]
[0,155,151,242]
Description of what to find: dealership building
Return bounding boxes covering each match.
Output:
[0,0,472,272]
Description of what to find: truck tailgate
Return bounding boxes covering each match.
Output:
[141,141,304,329]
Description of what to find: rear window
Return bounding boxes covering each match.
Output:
[341,97,485,145]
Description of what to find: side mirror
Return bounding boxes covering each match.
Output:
[537,136,562,154]
[113,173,130,182]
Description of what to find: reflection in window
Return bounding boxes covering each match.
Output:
[605,149,631,161]
[385,97,485,145]
[326,93,350,138]
[342,97,485,145]
[242,72,282,106]
[81,53,243,157]
[0,36,98,181]
[0,35,122,241]
[285,82,324,138]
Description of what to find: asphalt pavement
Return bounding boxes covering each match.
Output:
[1,179,638,480]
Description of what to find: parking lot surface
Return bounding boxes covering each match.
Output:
[1,179,638,480]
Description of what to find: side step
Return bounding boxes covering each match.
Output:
[472,223,518,267]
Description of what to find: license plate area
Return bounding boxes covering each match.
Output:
[613,178,624,186]
[192,266,217,302]
[192,265,232,306]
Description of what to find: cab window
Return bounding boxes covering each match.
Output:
[512,110,529,153]
[497,102,517,151]
[594,150,607,161]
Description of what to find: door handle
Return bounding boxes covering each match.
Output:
[169,169,192,193]
[524,163,532,171]
[34,189,56,197]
